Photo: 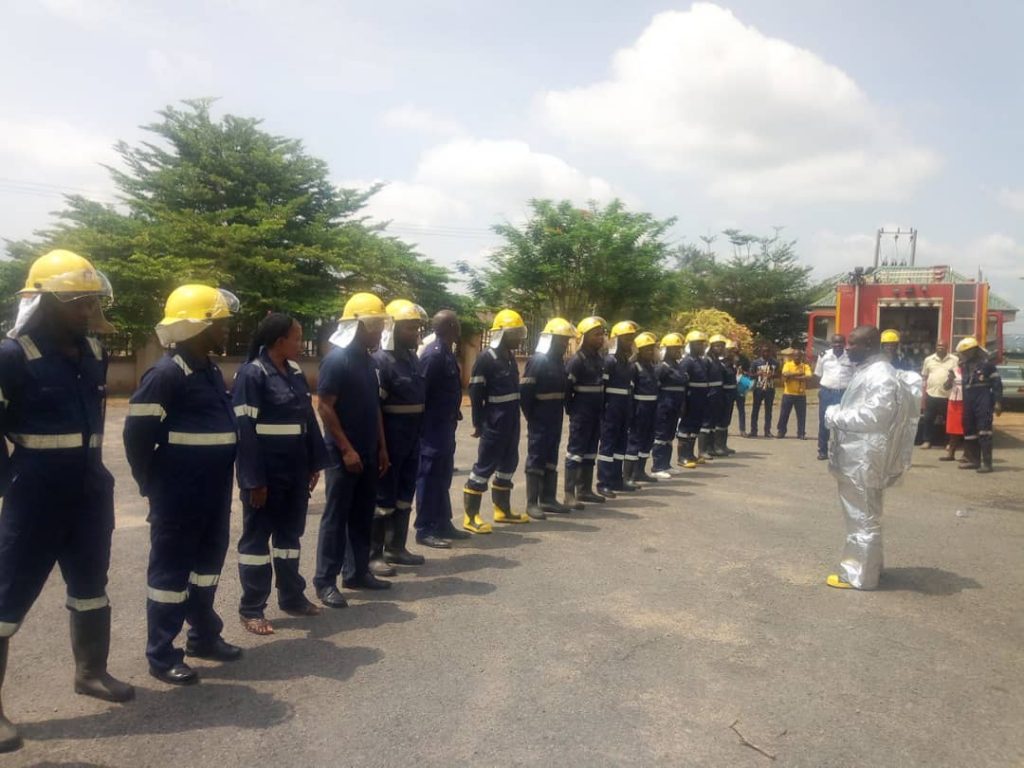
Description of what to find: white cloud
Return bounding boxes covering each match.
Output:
[146,48,215,90]
[996,187,1024,214]
[381,105,464,138]
[0,117,117,173]
[540,3,940,203]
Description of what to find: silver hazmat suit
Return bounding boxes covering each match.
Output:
[824,354,921,589]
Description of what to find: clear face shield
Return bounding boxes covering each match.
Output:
[9,269,115,338]
[490,325,527,349]
[155,289,240,347]
[329,314,393,349]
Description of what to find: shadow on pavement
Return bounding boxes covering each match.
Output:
[387,575,497,602]
[881,566,982,595]
[20,682,293,741]
[459,532,544,550]
[527,519,601,533]
[573,505,641,520]
[412,552,521,577]
[199,640,382,683]
[273,600,417,637]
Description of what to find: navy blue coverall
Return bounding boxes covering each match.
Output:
[625,360,658,463]
[597,352,633,490]
[414,338,462,538]
[313,344,381,590]
[652,358,687,472]
[124,349,237,672]
[0,332,114,639]
[521,348,567,476]
[718,356,737,434]
[374,346,425,519]
[564,348,604,471]
[962,359,1002,444]
[233,352,327,619]
[678,353,709,441]
[465,347,521,493]
[704,353,725,438]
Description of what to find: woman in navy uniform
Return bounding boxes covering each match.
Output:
[597,321,639,496]
[563,316,607,509]
[0,251,132,753]
[463,309,529,532]
[625,332,660,484]
[651,333,687,479]
[125,285,243,686]
[371,300,428,575]
[233,313,327,636]
[521,317,577,520]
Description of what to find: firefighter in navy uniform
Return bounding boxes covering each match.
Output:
[232,313,328,637]
[716,339,739,456]
[598,321,639,496]
[563,316,607,509]
[0,251,133,753]
[414,310,468,547]
[625,332,660,484]
[464,309,529,532]
[677,330,709,469]
[124,284,243,686]
[651,333,687,479]
[956,337,1003,474]
[521,317,578,520]
[704,334,728,458]
[370,300,429,575]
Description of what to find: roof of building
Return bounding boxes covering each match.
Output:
[808,265,1019,312]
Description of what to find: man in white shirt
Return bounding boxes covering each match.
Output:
[814,334,855,460]
[920,340,958,449]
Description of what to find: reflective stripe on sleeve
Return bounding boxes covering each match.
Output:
[172,355,193,376]
[469,376,485,384]
[148,587,188,604]
[633,394,657,401]
[255,423,304,436]
[17,336,42,360]
[688,382,709,388]
[605,387,629,396]
[573,385,603,393]
[238,553,272,566]
[535,392,564,400]
[168,431,237,446]
[66,594,109,612]
[382,404,426,414]
[129,403,167,419]
[0,621,20,637]
[662,386,686,392]
[488,393,520,404]
[189,572,221,587]
[272,548,300,560]
[234,404,259,419]
[9,432,84,449]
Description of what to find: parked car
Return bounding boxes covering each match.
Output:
[996,364,1024,408]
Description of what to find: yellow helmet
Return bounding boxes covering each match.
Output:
[708,333,728,345]
[491,308,525,331]
[576,315,607,336]
[342,292,387,320]
[610,320,639,339]
[955,337,979,353]
[542,317,578,337]
[634,331,657,349]
[160,285,238,324]
[685,330,708,343]
[880,329,900,344]
[660,332,684,348]
[20,249,112,300]
[725,339,738,350]
[385,299,428,323]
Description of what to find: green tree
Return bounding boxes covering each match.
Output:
[3,100,457,349]
[670,232,821,344]
[462,198,677,327]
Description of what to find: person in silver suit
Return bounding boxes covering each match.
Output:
[823,325,921,590]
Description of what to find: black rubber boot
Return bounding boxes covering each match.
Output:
[541,470,571,513]
[708,430,726,457]
[721,430,736,455]
[563,464,583,510]
[977,435,994,474]
[619,461,639,492]
[524,471,547,520]
[0,638,22,754]
[369,516,396,577]
[959,440,980,469]
[697,433,713,462]
[578,464,606,503]
[384,508,425,566]
[634,457,657,483]
[71,606,135,703]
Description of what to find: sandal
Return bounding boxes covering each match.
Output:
[281,600,323,618]
[240,616,275,635]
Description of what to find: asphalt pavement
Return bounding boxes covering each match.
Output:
[3,404,1023,767]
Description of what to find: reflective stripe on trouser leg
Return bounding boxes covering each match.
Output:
[185,503,230,648]
[836,477,884,590]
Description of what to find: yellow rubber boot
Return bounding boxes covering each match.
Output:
[826,574,853,589]
[462,488,492,534]
[492,485,529,524]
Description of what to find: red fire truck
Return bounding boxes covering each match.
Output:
[807,264,1018,366]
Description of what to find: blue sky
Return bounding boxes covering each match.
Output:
[2,0,1021,327]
